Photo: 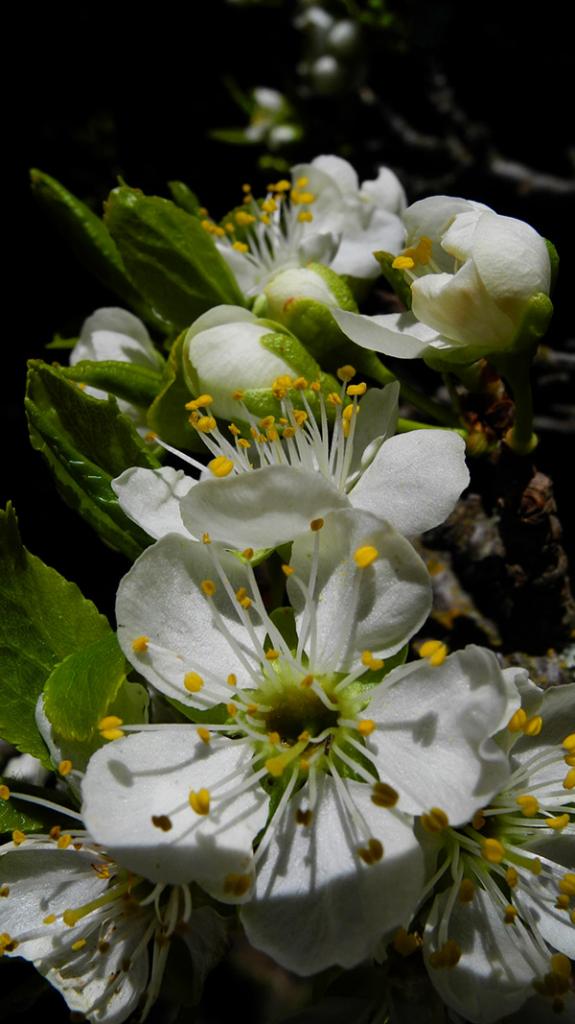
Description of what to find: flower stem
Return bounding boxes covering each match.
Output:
[498,355,538,455]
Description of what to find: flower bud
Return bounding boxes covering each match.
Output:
[183,306,321,420]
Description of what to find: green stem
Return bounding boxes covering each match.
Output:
[497,355,537,455]
[397,418,468,439]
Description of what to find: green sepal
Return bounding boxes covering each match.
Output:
[508,291,554,356]
[147,333,203,450]
[240,371,339,420]
[43,633,127,741]
[545,239,559,293]
[0,779,78,835]
[373,250,413,309]
[30,169,164,332]
[168,181,203,217]
[63,359,164,408]
[104,187,246,331]
[0,504,110,766]
[25,361,159,559]
[45,333,77,351]
[259,326,323,381]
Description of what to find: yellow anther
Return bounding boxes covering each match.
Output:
[232,241,249,253]
[472,809,486,830]
[228,423,241,436]
[57,835,72,849]
[71,938,87,951]
[516,794,539,817]
[281,563,294,577]
[310,518,324,532]
[371,782,399,808]
[235,210,256,226]
[0,886,9,897]
[300,758,310,771]
[327,392,343,406]
[342,404,355,422]
[98,716,123,733]
[507,707,527,732]
[361,650,384,671]
[239,596,252,609]
[564,753,575,767]
[346,382,367,397]
[551,953,572,978]
[236,586,248,602]
[131,635,149,654]
[296,808,313,827]
[185,394,214,411]
[298,191,316,205]
[412,236,433,264]
[283,426,296,439]
[419,639,448,667]
[297,211,313,223]
[259,415,275,429]
[563,767,575,789]
[197,727,211,745]
[225,222,234,233]
[296,177,309,188]
[428,940,462,969]
[300,674,314,688]
[242,183,251,193]
[43,914,56,925]
[559,873,575,897]
[0,932,18,953]
[237,438,251,449]
[184,671,204,693]
[506,867,519,888]
[58,760,73,777]
[240,549,254,564]
[0,785,10,800]
[223,873,251,897]
[227,703,237,717]
[189,788,211,816]
[482,838,505,863]
[529,858,542,875]
[208,455,234,478]
[194,415,217,433]
[150,813,172,832]
[293,409,308,425]
[358,719,376,736]
[232,389,245,401]
[336,364,356,383]
[227,673,237,687]
[458,879,476,903]
[562,733,575,752]
[265,649,280,661]
[201,579,216,597]
[50,826,61,839]
[267,731,281,745]
[261,198,277,213]
[92,863,110,879]
[12,831,25,846]
[298,730,311,743]
[503,904,518,924]
[354,545,379,568]
[358,837,384,865]
[201,219,215,233]
[556,894,570,910]
[392,255,415,270]
[293,377,308,390]
[267,425,279,440]
[202,533,212,545]
[547,814,570,831]
[421,808,449,833]
[393,927,421,956]
[523,715,543,736]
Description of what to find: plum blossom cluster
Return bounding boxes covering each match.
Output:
[3,153,571,1024]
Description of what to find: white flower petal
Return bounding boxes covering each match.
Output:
[424,887,546,1024]
[308,155,360,195]
[71,307,161,370]
[82,731,267,895]
[515,833,575,958]
[288,508,431,672]
[329,208,405,279]
[361,167,407,216]
[181,465,350,550]
[411,260,515,350]
[332,308,441,359]
[116,534,266,704]
[510,683,575,806]
[241,774,424,974]
[472,212,551,312]
[367,647,515,823]
[403,197,488,273]
[346,382,400,485]
[349,429,469,536]
[112,467,195,541]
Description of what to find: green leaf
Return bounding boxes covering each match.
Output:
[25,361,159,559]
[104,187,246,330]
[268,607,298,652]
[30,169,166,332]
[373,250,413,309]
[147,333,203,449]
[168,181,203,217]
[63,359,164,407]
[0,505,110,764]
[167,699,230,726]
[43,634,127,741]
